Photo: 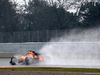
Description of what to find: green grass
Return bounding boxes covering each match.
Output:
[0,67,100,72]
[0,57,10,59]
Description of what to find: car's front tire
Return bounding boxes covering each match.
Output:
[10,57,18,65]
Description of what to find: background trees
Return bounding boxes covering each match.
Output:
[25,0,78,30]
[78,2,100,28]
[0,0,100,32]
[0,0,19,32]
[0,0,100,42]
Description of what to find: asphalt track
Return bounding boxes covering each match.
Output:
[1,58,100,69]
[0,42,100,69]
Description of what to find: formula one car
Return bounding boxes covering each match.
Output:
[10,51,44,65]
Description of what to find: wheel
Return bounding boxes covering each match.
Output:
[25,57,33,65]
[10,57,18,65]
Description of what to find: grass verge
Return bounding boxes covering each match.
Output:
[0,67,100,72]
[0,57,10,59]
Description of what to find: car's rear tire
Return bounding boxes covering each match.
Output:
[10,57,18,65]
[25,57,33,65]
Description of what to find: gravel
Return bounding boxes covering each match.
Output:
[0,70,100,75]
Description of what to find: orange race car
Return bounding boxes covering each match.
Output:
[10,50,44,65]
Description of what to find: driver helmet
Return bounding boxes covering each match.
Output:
[32,51,35,53]
[29,50,35,54]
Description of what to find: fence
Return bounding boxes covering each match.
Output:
[0,30,67,43]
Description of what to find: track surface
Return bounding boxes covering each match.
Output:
[0,42,100,69]
[1,59,100,75]
[1,58,100,69]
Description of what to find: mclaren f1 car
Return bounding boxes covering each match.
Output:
[10,51,44,65]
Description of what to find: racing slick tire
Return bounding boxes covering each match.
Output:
[10,57,18,65]
[25,57,33,65]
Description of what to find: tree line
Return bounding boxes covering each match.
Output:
[0,0,100,32]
